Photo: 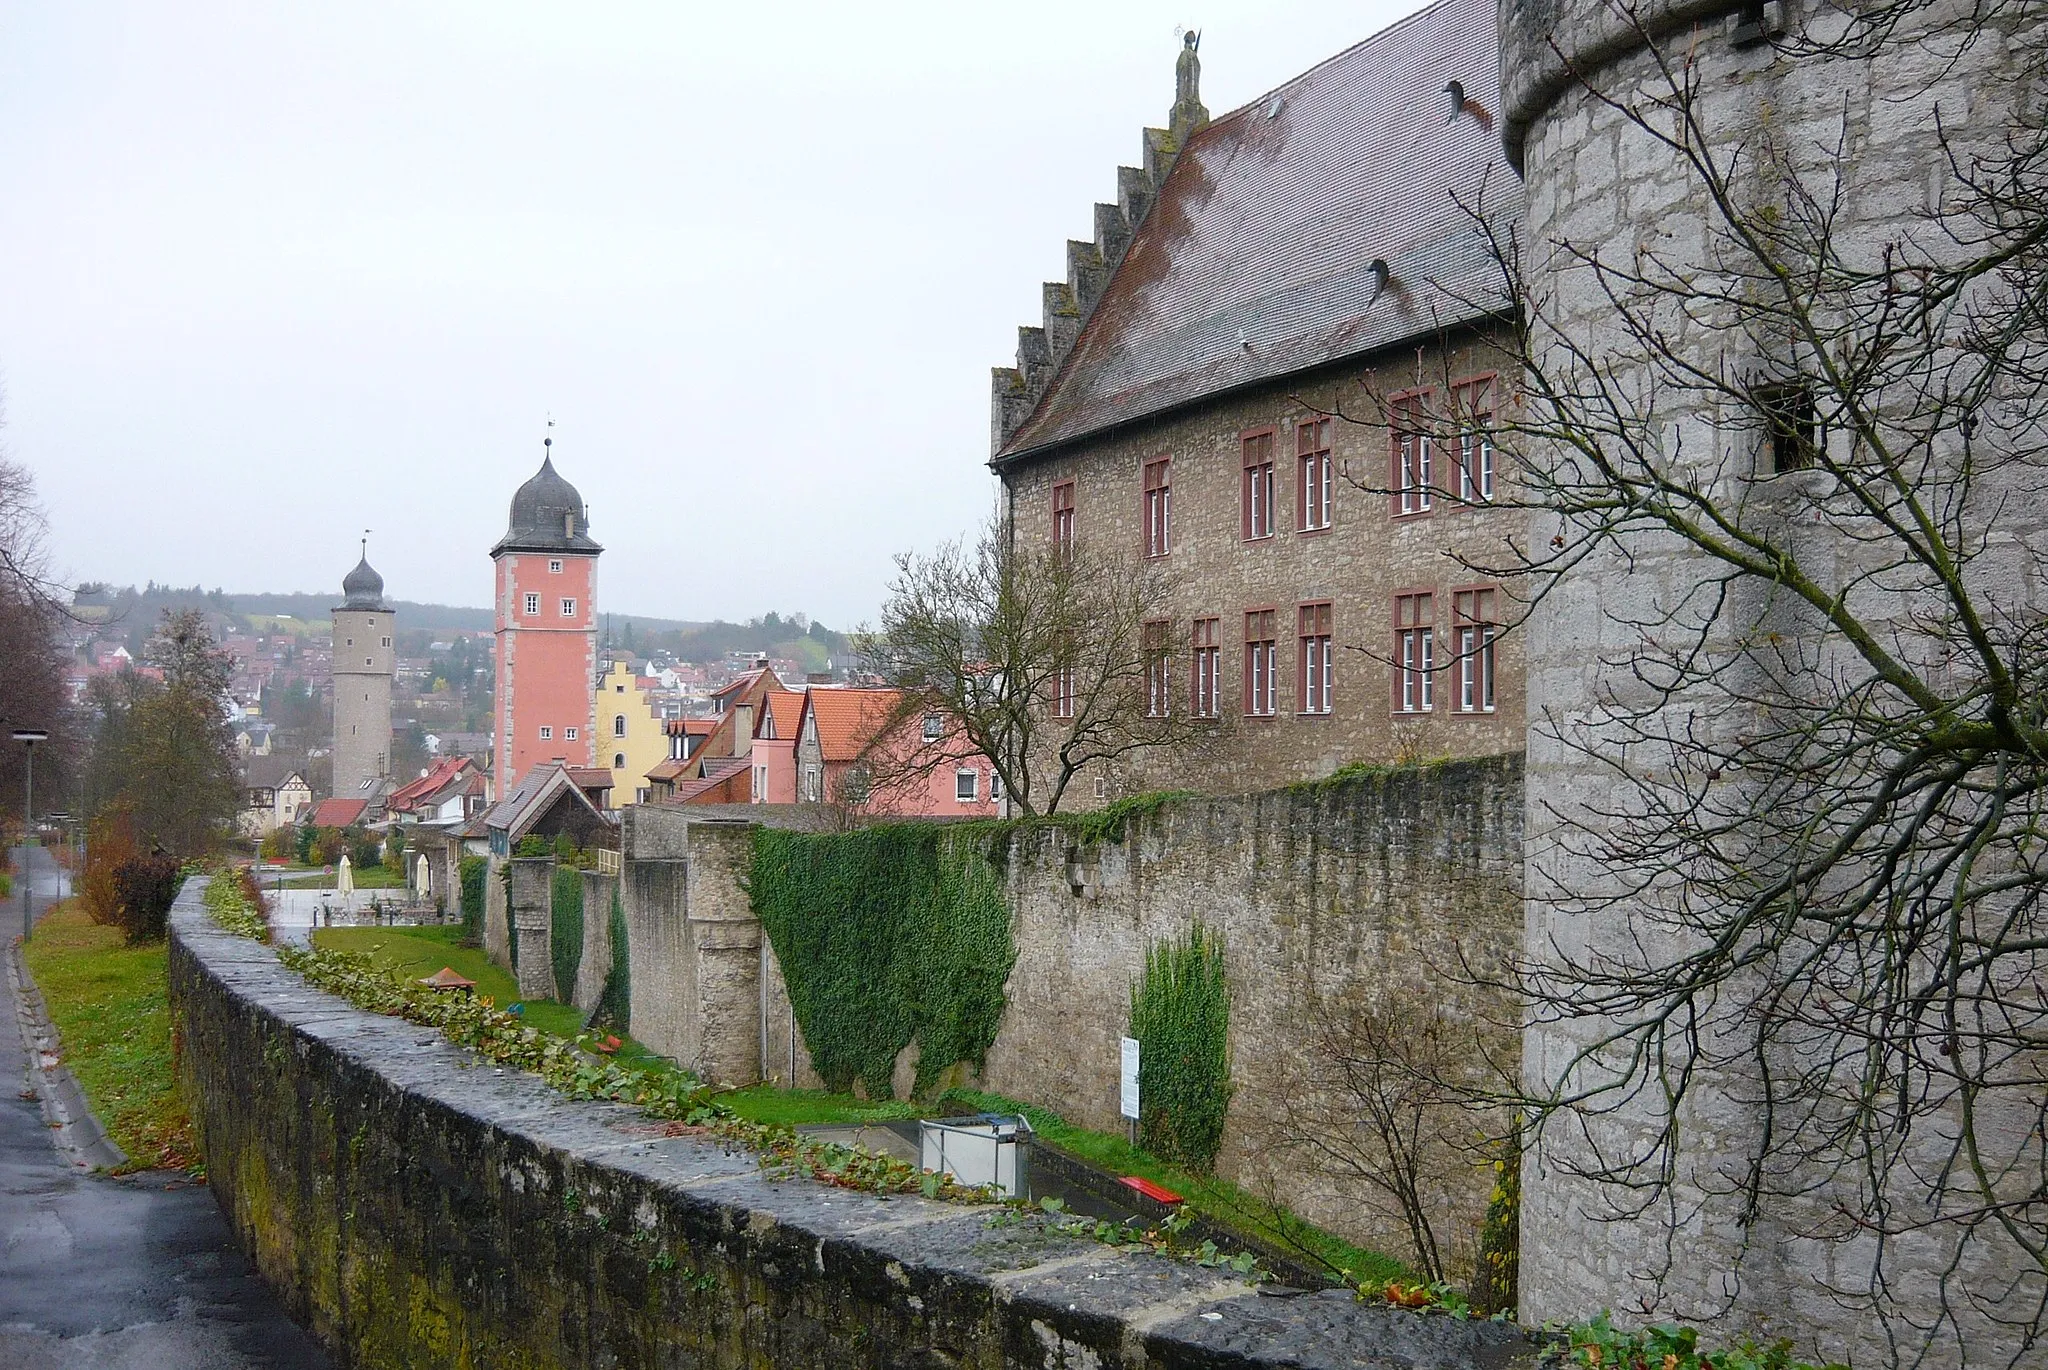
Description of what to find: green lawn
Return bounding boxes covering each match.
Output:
[292,864,408,890]
[719,1084,927,1128]
[310,925,603,1046]
[21,903,197,1173]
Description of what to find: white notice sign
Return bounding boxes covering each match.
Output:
[1119,1036,1141,1120]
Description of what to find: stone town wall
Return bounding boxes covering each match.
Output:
[169,881,1536,1369]
[570,869,618,1014]
[979,758,1523,1270]
[1001,343,1525,803]
[619,806,764,1078]
[1501,2,2047,1362]
[750,762,1523,1273]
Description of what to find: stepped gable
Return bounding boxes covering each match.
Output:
[990,0,1509,463]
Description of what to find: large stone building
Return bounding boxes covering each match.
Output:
[330,549,394,801]
[492,438,601,798]
[991,0,1520,797]
[1502,1,2045,1364]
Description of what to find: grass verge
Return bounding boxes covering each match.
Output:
[20,902,198,1173]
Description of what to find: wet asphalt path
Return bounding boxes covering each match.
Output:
[0,845,332,1369]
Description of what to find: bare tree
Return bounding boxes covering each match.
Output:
[0,455,76,825]
[1424,3,2048,1361]
[864,516,1217,816]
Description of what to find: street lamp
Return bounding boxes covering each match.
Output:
[13,728,47,944]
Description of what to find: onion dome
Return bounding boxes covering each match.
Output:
[338,554,387,612]
[492,438,602,555]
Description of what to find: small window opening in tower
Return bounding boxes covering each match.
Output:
[1755,382,1819,473]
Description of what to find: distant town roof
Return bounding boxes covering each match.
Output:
[308,797,369,829]
[492,441,603,556]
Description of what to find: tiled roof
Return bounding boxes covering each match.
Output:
[242,755,307,790]
[388,757,472,810]
[801,688,903,763]
[566,767,614,791]
[676,756,751,804]
[646,758,688,782]
[996,0,1509,461]
[308,798,368,829]
[759,691,802,741]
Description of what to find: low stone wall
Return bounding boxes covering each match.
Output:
[169,881,1534,1369]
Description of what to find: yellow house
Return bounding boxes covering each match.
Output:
[596,661,668,805]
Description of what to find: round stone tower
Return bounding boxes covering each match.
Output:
[1501,3,2043,1364]
[492,437,601,798]
[331,548,394,803]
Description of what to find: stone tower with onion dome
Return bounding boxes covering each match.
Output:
[330,544,395,801]
[492,434,602,798]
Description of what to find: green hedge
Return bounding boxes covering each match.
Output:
[1130,923,1233,1173]
[749,824,1015,1098]
[550,865,583,1001]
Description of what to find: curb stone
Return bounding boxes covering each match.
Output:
[8,937,130,1172]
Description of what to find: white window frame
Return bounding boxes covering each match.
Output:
[565,726,579,740]
[561,597,577,617]
[549,559,564,574]
[524,593,540,616]
[539,725,553,740]
[955,769,979,802]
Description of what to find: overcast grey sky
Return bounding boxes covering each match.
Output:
[2,1,1416,628]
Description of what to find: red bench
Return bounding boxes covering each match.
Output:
[1119,1176,1184,1205]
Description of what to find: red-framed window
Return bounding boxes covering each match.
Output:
[1143,619,1172,718]
[1244,608,1278,717]
[1297,418,1333,531]
[1190,617,1221,718]
[1143,457,1172,558]
[1394,591,1435,712]
[1242,429,1276,540]
[1451,587,1498,713]
[1298,602,1333,714]
[1390,392,1434,517]
[1052,481,1076,559]
[1451,376,1497,504]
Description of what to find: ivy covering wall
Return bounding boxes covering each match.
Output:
[750,824,1015,1099]
[458,856,486,946]
[594,883,629,1032]
[551,866,583,1002]
[1130,923,1233,1173]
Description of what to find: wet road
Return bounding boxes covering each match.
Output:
[0,845,332,1369]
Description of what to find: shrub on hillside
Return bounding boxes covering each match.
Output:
[111,854,181,944]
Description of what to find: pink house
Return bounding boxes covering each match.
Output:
[748,690,801,805]
[793,688,1001,818]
